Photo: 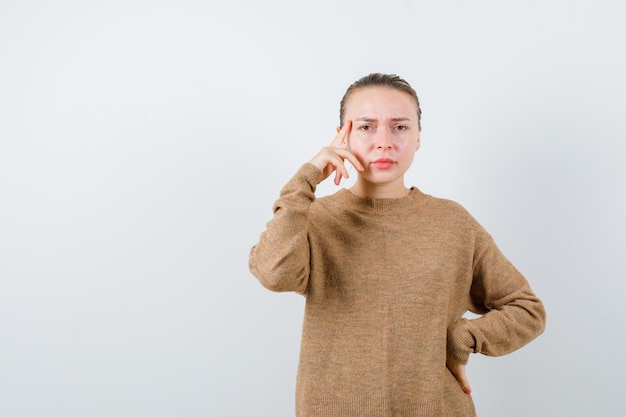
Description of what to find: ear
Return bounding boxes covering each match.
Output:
[415,131,422,151]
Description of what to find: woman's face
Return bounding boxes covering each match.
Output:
[341,86,421,189]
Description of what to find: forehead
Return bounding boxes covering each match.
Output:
[345,86,417,118]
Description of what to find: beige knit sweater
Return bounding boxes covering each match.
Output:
[249,164,546,417]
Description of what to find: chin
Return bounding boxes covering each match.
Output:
[363,173,403,184]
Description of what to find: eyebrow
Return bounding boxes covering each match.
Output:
[354,116,412,122]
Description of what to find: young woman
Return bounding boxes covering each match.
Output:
[249,73,545,417]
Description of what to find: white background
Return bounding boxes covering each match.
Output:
[1,0,625,416]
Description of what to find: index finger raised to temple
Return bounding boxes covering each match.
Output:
[330,120,352,148]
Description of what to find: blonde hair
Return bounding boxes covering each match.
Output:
[339,73,422,130]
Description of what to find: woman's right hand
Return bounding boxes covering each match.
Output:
[309,121,364,185]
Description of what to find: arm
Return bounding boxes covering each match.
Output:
[448,226,547,364]
[249,122,363,294]
[249,164,322,294]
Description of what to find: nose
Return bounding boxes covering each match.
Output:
[375,130,393,149]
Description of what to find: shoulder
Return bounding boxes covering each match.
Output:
[413,189,489,235]
[417,190,473,219]
[311,189,349,213]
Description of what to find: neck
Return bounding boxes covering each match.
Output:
[350,178,409,199]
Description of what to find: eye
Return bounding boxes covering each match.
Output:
[395,125,408,131]
[359,125,372,131]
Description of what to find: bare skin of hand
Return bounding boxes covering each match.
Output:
[447,354,472,394]
[309,121,364,185]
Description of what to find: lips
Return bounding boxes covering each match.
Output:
[371,158,396,169]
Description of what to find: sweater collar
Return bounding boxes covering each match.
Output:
[336,186,424,214]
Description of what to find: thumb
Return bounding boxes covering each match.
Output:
[447,358,472,395]
[456,369,472,394]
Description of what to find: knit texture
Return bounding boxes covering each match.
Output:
[249,163,546,417]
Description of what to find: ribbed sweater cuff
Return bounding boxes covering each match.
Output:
[291,163,324,192]
[447,319,475,364]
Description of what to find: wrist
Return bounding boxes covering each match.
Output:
[447,319,474,364]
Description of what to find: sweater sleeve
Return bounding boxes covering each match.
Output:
[248,163,323,295]
[447,226,546,364]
